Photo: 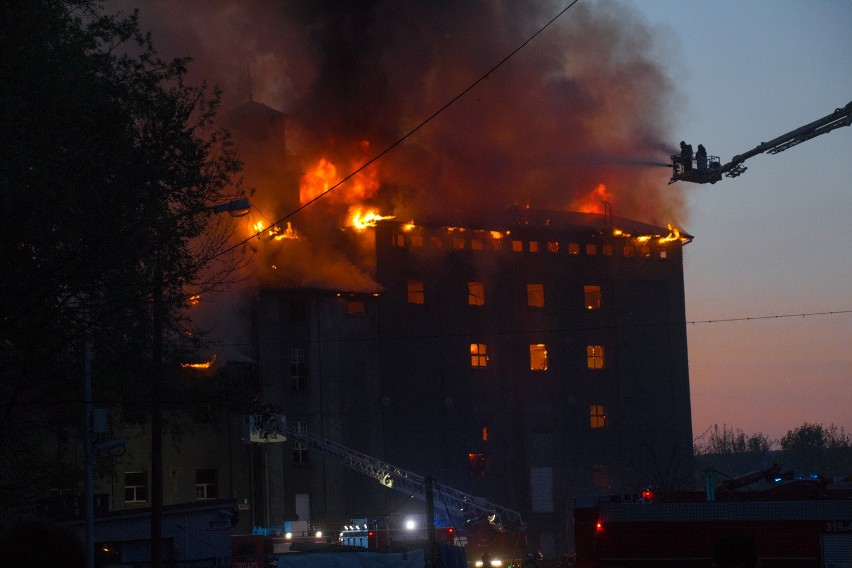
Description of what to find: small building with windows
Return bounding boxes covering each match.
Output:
[253,207,694,558]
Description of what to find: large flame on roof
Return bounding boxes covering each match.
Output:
[349,207,395,230]
[300,142,381,205]
[571,183,614,214]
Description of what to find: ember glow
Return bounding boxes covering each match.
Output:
[181,354,217,370]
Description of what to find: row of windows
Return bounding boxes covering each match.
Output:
[391,232,671,259]
[408,281,603,310]
[288,342,605,392]
[471,343,606,371]
[124,469,218,504]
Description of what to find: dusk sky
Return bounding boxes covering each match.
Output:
[625,0,852,441]
[126,0,852,444]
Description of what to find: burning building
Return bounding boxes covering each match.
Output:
[99,1,696,559]
[252,205,694,558]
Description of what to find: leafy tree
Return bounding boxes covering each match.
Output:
[780,423,852,477]
[0,0,244,516]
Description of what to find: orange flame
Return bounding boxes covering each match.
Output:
[300,142,381,204]
[181,354,217,370]
[571,183,614,214]
[349,207,395,230]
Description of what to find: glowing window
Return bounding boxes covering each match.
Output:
[547,241,559,253]
[470,343,489,367]
[527,283,545,308]
[587,345,605,369]
[529,241,539,252]
[530,344,548,371]
[482,426,488,441]
[659,249,668,259]
[584,285,601,310]
[430,236,443,249]
[586,243,597,255]
[640,245,651,257]
[410,235,424,247]
[468,453,489,477]
[568,243,580,255]
[407,280,425,304]
[468,282,485,306]
[490,238,502,251]
[590,405,607,428]
[453,238,465,249]
[124,472,148,503]
[623,245,635,257]
[471,239,484,250]
[392,234,405,248]
[512,240,523,252]
[346,299,365,314]
[603,244,613,256]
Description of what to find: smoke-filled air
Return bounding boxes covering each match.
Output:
[121,0,684,294]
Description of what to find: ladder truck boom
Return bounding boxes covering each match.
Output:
[669,100,852,184]
[282,424,525,528]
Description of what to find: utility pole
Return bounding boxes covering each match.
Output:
[84,342,94,568]
[426,476,437,568]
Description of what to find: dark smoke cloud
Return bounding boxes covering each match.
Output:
[117,0,685,226]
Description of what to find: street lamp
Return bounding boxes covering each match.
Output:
[151,197,249,568]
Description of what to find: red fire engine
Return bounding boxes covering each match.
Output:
[574,468,852,568]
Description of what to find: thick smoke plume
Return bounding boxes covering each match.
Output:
[123,0,684,225]
[117,0,686,358]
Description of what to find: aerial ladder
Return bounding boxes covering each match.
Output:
[280,422,524,528]
[669,100,852,185]
[245,412,527,564]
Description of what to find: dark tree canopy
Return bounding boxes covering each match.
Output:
[0,0,245,513]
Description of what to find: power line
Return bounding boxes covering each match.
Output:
[205,308,852,349]
[220,0,582,258]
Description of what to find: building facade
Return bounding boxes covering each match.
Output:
[253,208,695,558]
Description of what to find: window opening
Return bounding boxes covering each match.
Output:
[587,345,605,369]
[590,405,607,428]
[124,472,148,503]
[196,469,218,500]
[407,280,425,304]
[529,241,539,252]
[294,421,309,464]
[585,243,597,256]
[468,453,489,477]
[527,283,545,308]
[290,348,307,391]
[530,344,548,371]
[512,240,523,252]
[470,343,489,367]
[346,299,365,314]
[584,285,601,310]
[468,282,485,306]
[568,243,580,255]
[547,241,559,253]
